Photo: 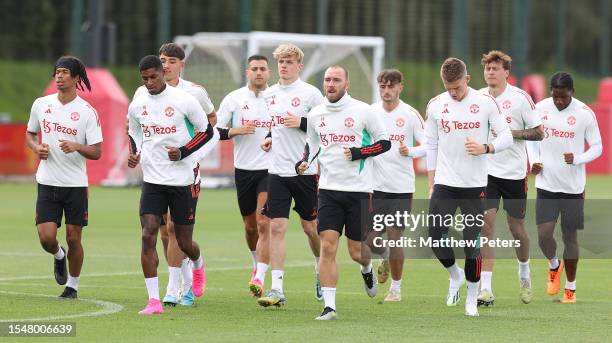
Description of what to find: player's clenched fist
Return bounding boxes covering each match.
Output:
[531,162,543,175]
[261,137,272,152]
[464,137,486,155]
[35,143,50,160]
[165,146,181,161]
[128,152,140,168]
[399,140,409,156]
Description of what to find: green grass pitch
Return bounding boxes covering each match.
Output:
[1,176,611,342]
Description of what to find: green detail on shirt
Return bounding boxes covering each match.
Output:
[360,128,371,173]
[185,118,195,138]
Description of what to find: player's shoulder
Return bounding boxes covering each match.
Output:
[307,101,327,117]
[508,85,536,107]
[571,98,597,119]
[33,93,57,106]
[535,97,554,110]
[179,78,209,96]
[370,101,384,112]
[74,96,99,119]
[263,84,280,98]
[426,92,446,110]
[299,80,322,94]
[398,100,420,115]
[472,88,499,109]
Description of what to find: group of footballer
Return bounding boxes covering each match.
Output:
[26,42,601,319]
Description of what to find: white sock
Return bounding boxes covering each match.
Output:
[250,251,257,269]
[66,275,79,290]
[314,257,320,274]
[271,270,284,292]
[144,277,159,300]
[255,263,268,281]
[54,245,65,260]
[181,258,192,290]
[360,262,372,274]
[390,279,401,292]
[446,263,462,280]
[518,259,531,279]
[192,256,203,270]
[381,248,390,260]
[466,281,480,304]
[322,287,336,310]
[565,279,576,291]
[167,267,181,297]
[549,257,560,270]
[480,271,493,291]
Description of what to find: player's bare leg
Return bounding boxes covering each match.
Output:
[159,212,170,262]
[385,228,404,301]
[507,214,532,303]
[60,224,84,298]
[301,218,323,300]
[347,237,377,298]
[37,223,68,290]
[315,230,340,320]
[174,223,205,298]
[139,214,163,314]
[479,208,497,306]
[258,218,287,307]
[163,215,188,306]
[538,221,564,296]
[249,192,270,297]
[561,228,578,303]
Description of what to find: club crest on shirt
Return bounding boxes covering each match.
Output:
[291,97,301,107]
[344,117,355,128]
[396,117,405,127]
[470,104,480,114]
[567,116,576,125]
[165,106,175,117]
[502,100,512,110]
[70,112,80,121]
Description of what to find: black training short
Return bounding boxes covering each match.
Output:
[536,188,584,230]
[372,191,413,217]
[36,183,89,228]
[485,174,528,219]
[235,168,268,216]
[264,174,318,220]
[317,189,371,242]
[140,182,199,225]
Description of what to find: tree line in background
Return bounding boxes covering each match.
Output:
[0,0,609,75]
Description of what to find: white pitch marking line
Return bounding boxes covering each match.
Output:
[0,261,315,282]
[0,290,124,322]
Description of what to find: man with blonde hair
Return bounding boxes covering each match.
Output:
[257,44,324,307]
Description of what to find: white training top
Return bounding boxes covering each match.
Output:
[371,100,425,194]
[533,97,602,194]
[479,84,541,180]
[307,93,388,193]
[217,86,271,170]
[264,78,324,176]
[127,86,210,186]
[134,78,218,162]
[425,87,511,188]
[134,78,215,115]
[27,94,103,187]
